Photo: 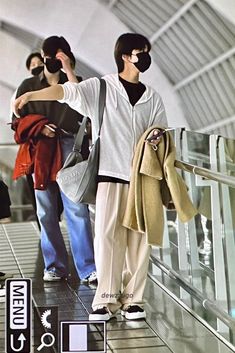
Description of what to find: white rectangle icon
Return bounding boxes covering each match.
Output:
[69,324,87,351]
[10,281,27,329]
[61,321,106,353]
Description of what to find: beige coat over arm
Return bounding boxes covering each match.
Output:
[122,126,198,246]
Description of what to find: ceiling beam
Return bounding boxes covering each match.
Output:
[173,46,235,91]
[108,0,118,9]
[0,80,15,92]
[197,114,235,132]
[150,0,198,44]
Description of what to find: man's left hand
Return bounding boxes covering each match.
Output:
[146,129,162,146]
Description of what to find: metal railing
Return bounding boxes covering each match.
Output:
[149,141,235,348]
[175,159,235,188]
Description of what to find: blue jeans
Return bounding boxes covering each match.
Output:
[35,136,96,280]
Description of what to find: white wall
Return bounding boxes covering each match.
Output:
[0,31,31,89]
[0,31,32,142]
[206,0,235,25]
[0,0,187,143]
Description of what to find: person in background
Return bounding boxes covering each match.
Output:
[0,53,44,297]
[12,36,96,283]
[25,52,45,229]
[25,52,44,76]
[25,52,63,229]
[11,52,44,107]
[13,33,167,320]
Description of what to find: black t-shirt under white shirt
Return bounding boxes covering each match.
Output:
[118,75,146,106]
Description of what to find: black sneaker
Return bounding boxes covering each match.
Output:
[121,305,146,320]
[80,272,97,284]
[89,307,115,321]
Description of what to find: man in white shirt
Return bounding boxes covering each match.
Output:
[14,33,167,321]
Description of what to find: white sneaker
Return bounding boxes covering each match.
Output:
[43,271,62,282]
[0,288,5,297]
[121,305,146,320]
[89,307,115,321]
[81,271,97,284]
[0,285,5,301]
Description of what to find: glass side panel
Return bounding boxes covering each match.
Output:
[217,136,235,177]
[181,130,211,168]
[184,130,210,168]
[150,130,235,344]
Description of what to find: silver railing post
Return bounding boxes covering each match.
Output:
[218,137,235,308]
[209,135,228,333]
[181,130,201,276]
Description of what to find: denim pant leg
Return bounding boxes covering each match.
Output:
[60,137,96,280]
[35,183,69,276]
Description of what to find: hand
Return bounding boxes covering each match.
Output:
[146,129,162,146]
[56,51,78,83]
[13,92,31,117]
[41,124,57,138]
[56,51,73,73]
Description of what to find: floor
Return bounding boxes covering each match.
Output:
[0,222,234,353]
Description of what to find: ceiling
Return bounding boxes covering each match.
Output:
[0,0,235,140]
[0,20,101,82]
[100,0,235,138]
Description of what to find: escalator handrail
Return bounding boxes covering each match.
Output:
[175,159,235,188]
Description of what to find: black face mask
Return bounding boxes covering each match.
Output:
[134,52,151,72]
[31,65,44,76]
[45,58,62,73]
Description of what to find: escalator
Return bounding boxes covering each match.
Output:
[1,129,235,352]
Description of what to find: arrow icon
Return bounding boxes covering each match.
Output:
[10,333,26,352]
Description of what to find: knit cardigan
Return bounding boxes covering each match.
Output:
[122,126,198,246]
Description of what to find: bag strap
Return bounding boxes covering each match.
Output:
[73,78,106,152]
[98,78,106,136]
[73,116,87,152]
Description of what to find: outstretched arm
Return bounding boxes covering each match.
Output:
[13,85,64,117]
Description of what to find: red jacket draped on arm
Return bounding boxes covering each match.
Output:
[13,114,62,190]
